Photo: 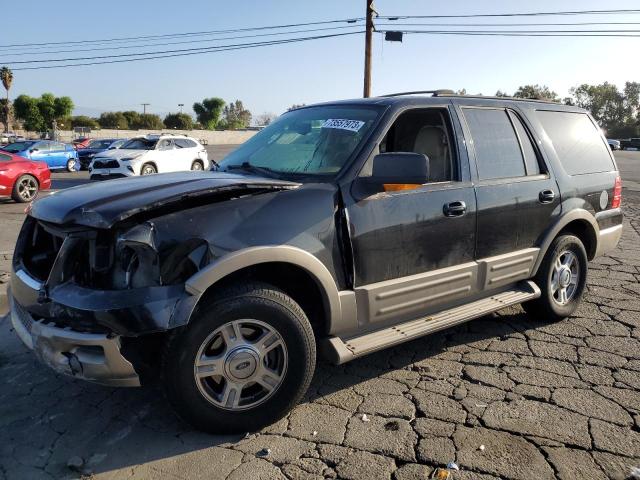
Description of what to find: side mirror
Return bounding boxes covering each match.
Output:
[369,152,429,188]
[30,148,39,153]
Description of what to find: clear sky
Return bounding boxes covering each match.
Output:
[2,0,639,120]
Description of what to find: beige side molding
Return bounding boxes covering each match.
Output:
[532,209,599,275]
[185,245,345,334]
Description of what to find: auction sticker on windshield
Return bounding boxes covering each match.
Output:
[321,119,365,133]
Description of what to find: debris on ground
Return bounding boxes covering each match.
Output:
[312,430,318,436]
[257,448,271,457]
[66,456,84,472]
[432,468,451,479]
[446,461,459,471]
[479,444,486,451]
[629,466,640,479]
[361,414,370,422]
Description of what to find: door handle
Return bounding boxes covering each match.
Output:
[539,189,555,203]
[443,201,467,217]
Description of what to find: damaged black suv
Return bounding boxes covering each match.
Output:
[9,92,623,433]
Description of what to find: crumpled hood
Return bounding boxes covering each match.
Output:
[29,171,299,228]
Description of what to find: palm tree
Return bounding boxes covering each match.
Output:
[1,67,13,133]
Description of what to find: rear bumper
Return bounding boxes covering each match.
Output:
[595,224,623,257]
[9,290,140,387]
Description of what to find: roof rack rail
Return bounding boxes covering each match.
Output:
[380,89,455,98]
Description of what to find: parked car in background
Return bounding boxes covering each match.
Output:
[607,139,621,150]
[1,140,80,172]
[72,137,92,150]
[621,138,640,150]
[77,138,127,170]
[89,134,208,180]
[0,151,51,202]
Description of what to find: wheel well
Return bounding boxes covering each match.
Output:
[140,161,157,171]
[196,262,329,336]
[558,220,597,260]
[192,159,204,165]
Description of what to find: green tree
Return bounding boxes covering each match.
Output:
[0,99,12,130]
[287,103,306,111]
[131,113,163,130]
[54,96,74,119]
[122,111,140,128]
[221,100,252,129]
[71,115,100,129]
[513,84,560,102]
[193,97,225,129]
[98,111,128,129]
[13,95,44,131]
[255,112,276,126]
[570,82,626,132]
[0,67,13,133]
[495,90,509,97]
[163,112,193,130]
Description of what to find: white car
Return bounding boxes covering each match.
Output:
[89,134,209,180]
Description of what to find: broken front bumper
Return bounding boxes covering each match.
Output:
[9,290,140,387]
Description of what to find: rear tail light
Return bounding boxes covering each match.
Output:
[611,176,622,209]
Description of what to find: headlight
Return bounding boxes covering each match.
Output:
[120,157,135,162]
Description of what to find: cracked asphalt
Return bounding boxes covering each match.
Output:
[1,151,639,480]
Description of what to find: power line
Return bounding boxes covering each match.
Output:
[0,17,364,49]
[379,8,640,19]
[376,29,640,37]
[375,21,640,27]
[0,25,364,57]
[10,31,365,71]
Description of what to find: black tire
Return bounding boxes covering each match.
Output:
[523,234,588,322]
[162,282,316,434]
[11,174,39,203]
[140,163,157,175]
[66,158,77,172]
[191,160,204,171]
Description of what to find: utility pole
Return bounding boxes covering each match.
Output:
[141,103,150,115]
[178,103,184,114]
[363,0,375,98]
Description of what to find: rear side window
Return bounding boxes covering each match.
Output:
[537,111,614,175]
[463,108,526,180]
[0,153,11,162]
[175,138,198,148]
[510,112,541,175]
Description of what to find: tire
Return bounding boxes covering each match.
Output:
[162,282,316,434]
[140,163,157,175]
[11,174,39,203]
[66,158,77,172]
[191,160,204,171]
[523,234,588,322]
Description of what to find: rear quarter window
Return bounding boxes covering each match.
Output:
[537,110,614,175]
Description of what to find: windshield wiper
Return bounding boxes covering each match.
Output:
[224,162,281,178]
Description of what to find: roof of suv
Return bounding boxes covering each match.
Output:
[137,134,200,142]
[300,93,586,113]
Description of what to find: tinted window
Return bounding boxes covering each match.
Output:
[50,142,65,151]
[175,138,197,148]
[35,142,51,152]
[121,138,157,150]
[463,108,525,180]
[0,153,12,161]
[510,112,541,175]
[1,141,34,153]
[537,111,614,175]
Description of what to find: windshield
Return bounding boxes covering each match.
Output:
[1,141,35,153]
[120,138,158,150]
[87,139,114,149]
[219,105,382,177]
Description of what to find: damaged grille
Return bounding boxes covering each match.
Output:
[93,160,119,169]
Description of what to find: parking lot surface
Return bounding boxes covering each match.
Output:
[0,151,639,480]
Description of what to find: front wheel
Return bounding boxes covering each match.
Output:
[162,282,316,433]
[191,160,204,171]
[140,163,157,175]
[523,234,588,322]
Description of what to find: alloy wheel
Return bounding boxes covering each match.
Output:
[550,250,580,305]
[18,177,38,201]
[193,319,288,411]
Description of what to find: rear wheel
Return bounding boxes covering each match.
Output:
[162,282,316,433]
[191,160,204,171]
[66,158,77,172]
[523,234,588,322]
[11,175,39,203]
[140,163,157,175]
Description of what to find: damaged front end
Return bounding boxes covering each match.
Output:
[10,174,300,386]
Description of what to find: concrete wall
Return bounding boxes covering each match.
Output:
[17,129,257,145]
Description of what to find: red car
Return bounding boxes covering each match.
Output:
[72,137,92,150]
[0,151,51,203]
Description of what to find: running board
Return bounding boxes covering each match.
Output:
[323,281,540,364]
